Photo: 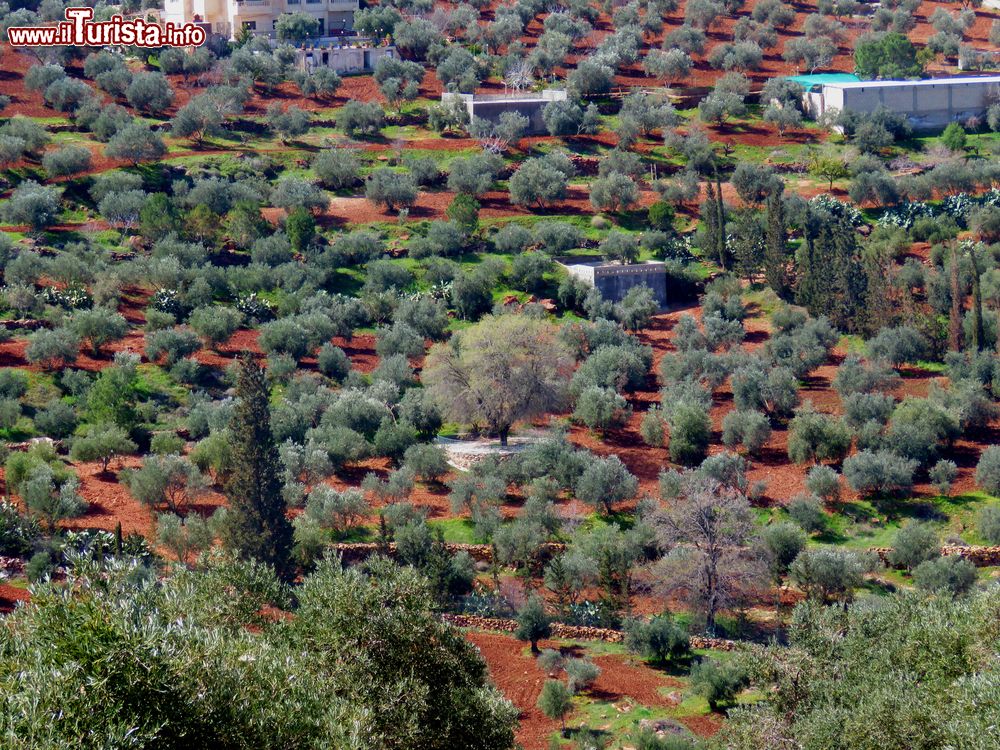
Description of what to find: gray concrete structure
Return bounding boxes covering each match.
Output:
[558,257,668,307]
[803,75,1000,131]
[441,90,568,135]
[295,41,396,74]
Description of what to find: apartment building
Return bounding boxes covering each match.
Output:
[162,0,358,40]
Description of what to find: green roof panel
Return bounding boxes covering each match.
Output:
[787,73,861,91]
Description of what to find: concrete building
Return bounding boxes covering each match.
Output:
[558,257,669,307]
[296,42,395,74]
[162,0,358,40]
[441,90,568,135]
[799,74,1000,131]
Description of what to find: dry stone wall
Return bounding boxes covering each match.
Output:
[440,613,737,651]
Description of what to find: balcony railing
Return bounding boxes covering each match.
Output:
[236,0,269,6]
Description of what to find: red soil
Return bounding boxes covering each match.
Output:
[465,630,561,750]
[466,629,720,750]
[0,582,29,614]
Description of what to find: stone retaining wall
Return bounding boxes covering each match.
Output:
[869,545,1000,567]
[334,543,1000,568]
[440,613,737,650]
[331,541,566,564]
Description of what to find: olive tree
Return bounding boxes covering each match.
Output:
[423,313,573,445]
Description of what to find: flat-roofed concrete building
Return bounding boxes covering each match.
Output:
[296,42,395,73]
[441,90,568,135]
[557,257,668,307]
[800,75,1000,131]
[163,0,358,39]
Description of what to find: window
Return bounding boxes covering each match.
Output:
[242,20,256,30]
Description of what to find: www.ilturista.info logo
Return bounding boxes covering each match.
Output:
[7,7,206,48]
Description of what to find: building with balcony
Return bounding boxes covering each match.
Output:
[162,0,359,40]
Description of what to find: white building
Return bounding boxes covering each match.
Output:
[802,75,1000,131]
[440,90,568,135]
[296,42,396,74]
[162,0,359,40]
[557,256,669,307]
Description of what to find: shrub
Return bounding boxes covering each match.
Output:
[125,71,174,113]
[941,121,966,151]
[515,595,551,653]
[843,450,917,498]
[624,613,690,666]
[668,403,711,466]
[975,446,1000,495]
[787,407,851,464]
[20,464,86,531]
[929,459,958,496]
[69,424,137,472]
[25,327,79,370]
[403,443,449,483]
[317,343,351,382]
[721,409,771,455]
[590,173,639,213]
[189,306,242,349]
[568,59,614,97]
[2,180,62,230]
[145,326,202,366]
[575,455,638,514]
[789,548,871,604]
[537,679,573,735]
[788,495,826,534]
[0,499,41,557]
[42,145,92,177]
[509,152,574,207]
[33,399,77,439]
[867,325,926,366]
[805,464,841,503]
[275,11,319,41]
[564,658,601,694]
[574,386,631,434]
[69,307,128,357]
[638,408,665,447]
[761,521,807,578]
[843,392,896,430]
[913,555,976,596]
[889,522,940,570]
[365,168,418,212]
[977,504,1000,544]
[336,101,384,137]
[833,355,900,396]
[125,454,206,513]
[313,148,362,190]
[689,659,746,710]
[104,123,166,164]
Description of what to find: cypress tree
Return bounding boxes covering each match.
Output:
[796,208,866,331]
[969,244,985,351]
[714,169,728,270]
[948,242,963,352]
[731,209,765,283]
[701,179,720,263]
[223,355,294,580]
[764,191,791,298]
